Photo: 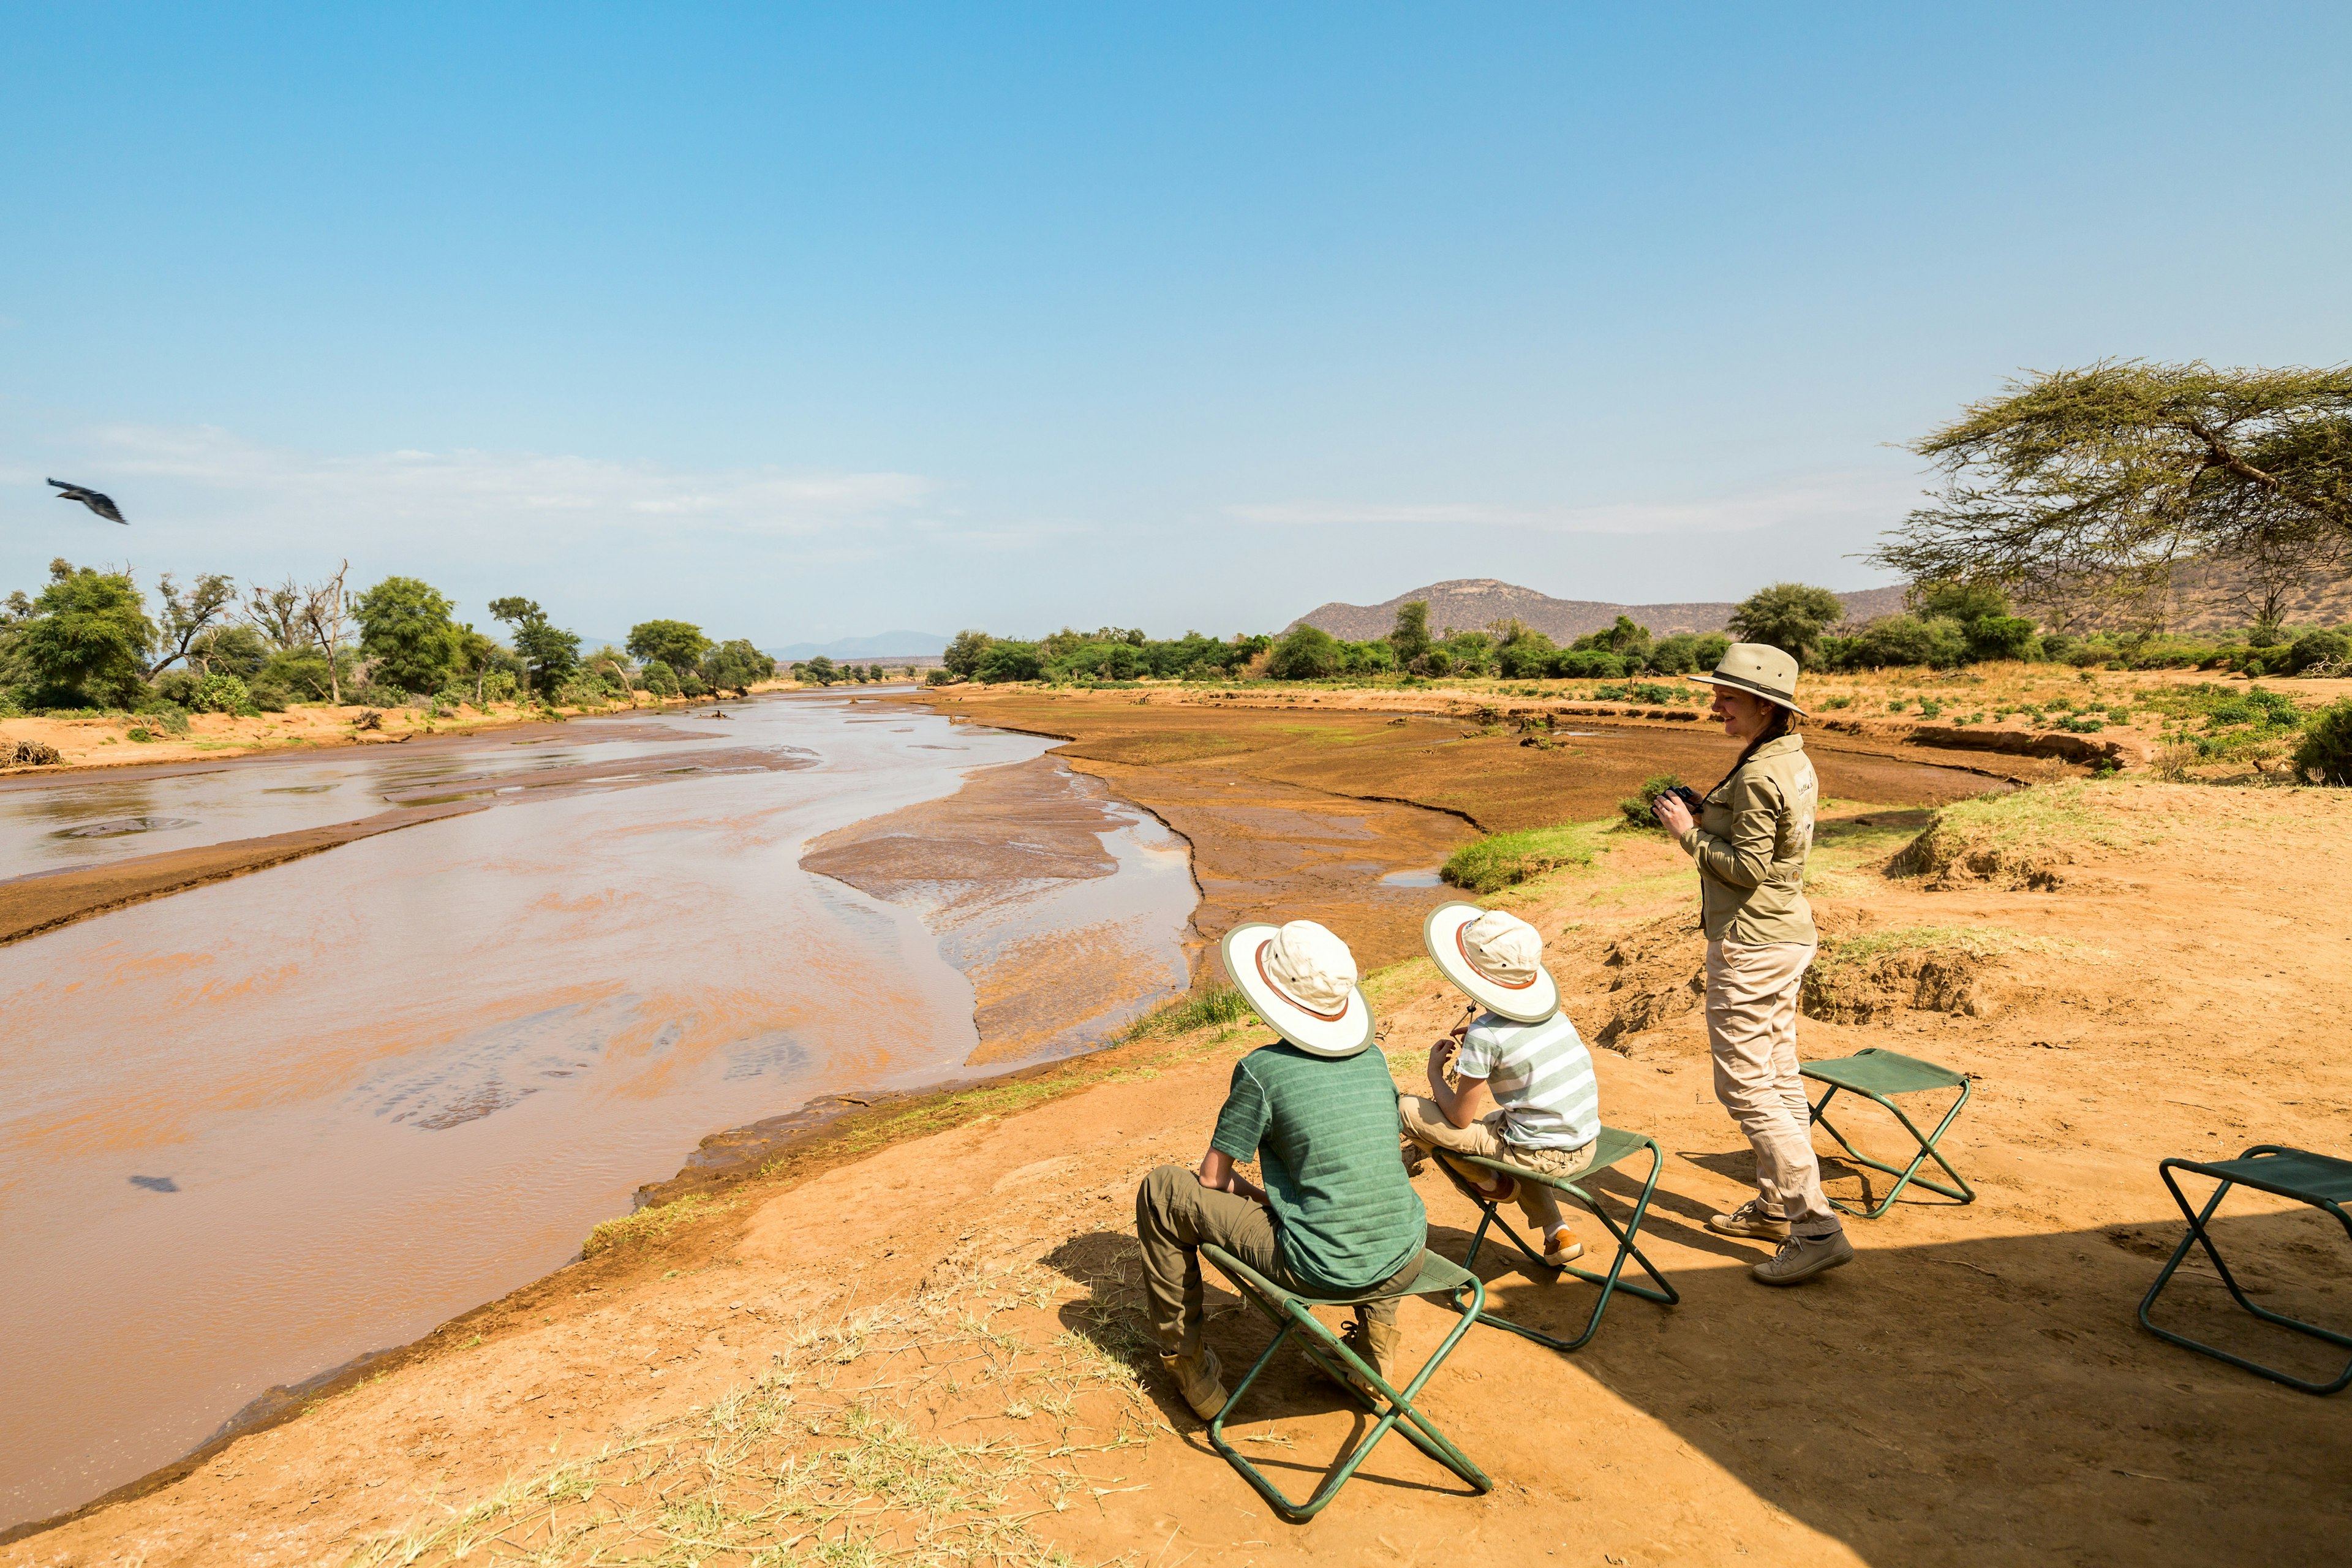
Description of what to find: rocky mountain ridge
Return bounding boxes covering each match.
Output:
[1289,578,1908,643]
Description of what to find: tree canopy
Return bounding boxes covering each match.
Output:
[627,619,711,673]
[1874,360,2352,619]
[488,596,579,694]
[702,638,775,695]
[353,575,465,693]
[15,560,153,707]
[1727,583,1845,667]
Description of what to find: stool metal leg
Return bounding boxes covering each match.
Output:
[1809,1079,1976,1218]
[2136,1158,2352,1396]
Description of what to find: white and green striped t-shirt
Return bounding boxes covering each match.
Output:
[1455,1011,1599,1151]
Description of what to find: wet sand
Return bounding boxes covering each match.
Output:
[0,745,813,947]
[803,755,1193,1066]
[919,688,2005,984]
[0,698,1188,1529]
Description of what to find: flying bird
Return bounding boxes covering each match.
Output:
[48,478,127,524]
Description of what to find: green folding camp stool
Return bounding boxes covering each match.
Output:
[1438,1125,1679,1352]
[1198,1243,1491,1522]
[2136,1144,2352,1396]
[1800,1047,1975,1218]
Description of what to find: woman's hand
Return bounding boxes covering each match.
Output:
[1653,794,1695,836]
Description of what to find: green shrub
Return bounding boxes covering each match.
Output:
[1443,821,1600,894]
[138,701,192,734]
[1819,695,1853,710]
[639,658,680,697]
[1618,772,1685,830]
[1551,648,1626,679]
[2293,699,2352,785]
[192,673,254,714]
[2289,628,2351,676]
[1267,624,1343,680]
[150,670,201,708]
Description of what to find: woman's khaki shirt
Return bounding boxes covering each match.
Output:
[1674,732,1818,946]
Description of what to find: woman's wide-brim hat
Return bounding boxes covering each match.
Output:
[1223,920,1376,1058]
[1423,902,1561,1024]
[1688,640,1807,717]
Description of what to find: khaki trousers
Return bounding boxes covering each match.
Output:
[1704,939,1839,1235]
[1133,1165,1419,1355]
[1396,1095,1595,1237]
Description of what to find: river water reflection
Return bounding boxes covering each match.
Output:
[0,696,1193,1528]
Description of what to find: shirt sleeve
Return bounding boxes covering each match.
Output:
[1679,766,1781,890]
[1453,1020,1501,1082]
[1209,1058,1272,1161]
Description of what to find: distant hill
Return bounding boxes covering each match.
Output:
[1289,578,1907,643]
[764,630,949,661]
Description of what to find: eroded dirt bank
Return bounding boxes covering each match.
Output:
[17,737,2348,1562]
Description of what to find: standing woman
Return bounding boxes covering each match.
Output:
[1650,643,1852,1286]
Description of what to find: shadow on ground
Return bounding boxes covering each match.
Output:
[1047,1200,2350,1566]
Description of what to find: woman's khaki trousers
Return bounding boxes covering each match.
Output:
[1704,939,1840,1235]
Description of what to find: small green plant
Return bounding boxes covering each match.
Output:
[1617,772,1686,831]
[1885,698,1909,712]
[127,726,154,742]
[1916,698,1943,720]
[1819,695,1853,710]
[1444,821,1602,894]
[1124,984,1251,1040]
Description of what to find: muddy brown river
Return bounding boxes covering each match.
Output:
[0,696,1193,1528]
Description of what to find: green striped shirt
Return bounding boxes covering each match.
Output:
[1210,1042,1426,1294]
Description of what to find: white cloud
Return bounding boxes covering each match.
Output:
[1222,469,1919,536]
[79,423,935,541]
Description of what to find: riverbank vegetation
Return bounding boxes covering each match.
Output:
[0,557,782,725]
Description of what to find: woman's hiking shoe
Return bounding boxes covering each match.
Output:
[1160,1345,1228,1419]
[1751,1231,1855,1285]
[1708,1198,1790,1242]
[1541,1227,1585,1268]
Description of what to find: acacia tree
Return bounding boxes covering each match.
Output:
[147,571,238,676]
[1874,360,2352,624]
[626,619,710,673]
[1727,584,1845,666]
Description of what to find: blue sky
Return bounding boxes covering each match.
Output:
[3,4,2346,644]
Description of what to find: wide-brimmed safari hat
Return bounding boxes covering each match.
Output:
[1423,903,1560,1024]
[1688,641,1806,717]
[1223,919,1376,1058]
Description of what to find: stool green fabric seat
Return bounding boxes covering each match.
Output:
[1198,1243,1491,1522]
[1800,1047,1976,1218]
[1437,1124,1679,1352]
[2137,1144,2352,1396]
